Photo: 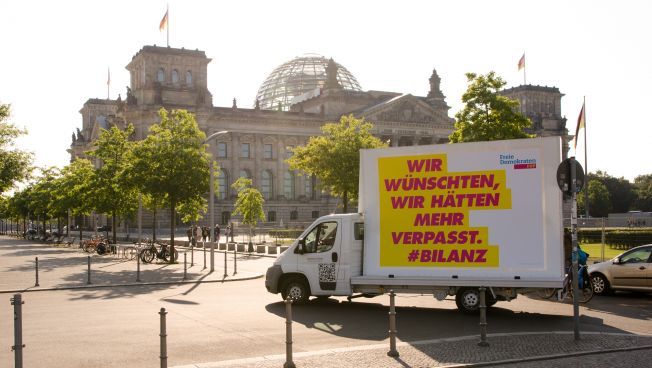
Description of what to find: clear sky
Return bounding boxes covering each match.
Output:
[1,0,650,182]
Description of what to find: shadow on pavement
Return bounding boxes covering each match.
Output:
[523,291,652,321]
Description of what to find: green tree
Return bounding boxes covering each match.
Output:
[449,72,534,143]
[55,159,95,240]
[130,109,210,260]
[0,104,33,193]
[28,168,61,235]
[287,115,387,212]
[578,179,611,217]
[7,187,31,234]
[87,124,139,243]
[633,174,652,211]
[231,177,265,250]
[583,171,635,214]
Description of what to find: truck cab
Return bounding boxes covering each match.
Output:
[265,213,364,303]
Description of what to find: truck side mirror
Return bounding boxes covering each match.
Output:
[295,239,306,254]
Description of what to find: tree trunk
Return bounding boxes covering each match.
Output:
[153,208,157,241]
[169,201,176,264]
[112,212,117,244]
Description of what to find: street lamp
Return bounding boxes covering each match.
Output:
[204,130,229,242]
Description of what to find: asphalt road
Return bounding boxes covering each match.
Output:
[1,237,650,367]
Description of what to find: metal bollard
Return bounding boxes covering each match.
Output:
[387,290,399,357]
[35,257,40,287]
[191,245,194,267]
[136,250,141,282]
[203,245,207,270]
[478,286,489,347]
[210,244,215,272]
[233,248,237,275]
[87,256,92,284]
[11,294,25,368]
[223,250,228,278]
[183,252,187,280]
[284,298,296,368]
[159,308,168,368]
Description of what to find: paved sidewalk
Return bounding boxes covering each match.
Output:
[173,332,652,368]
[0,236,264,293]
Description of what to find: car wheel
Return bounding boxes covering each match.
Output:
[591,274,611,295]
[281,278,310,304]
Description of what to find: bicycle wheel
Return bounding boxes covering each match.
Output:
[141,249,155,263]
[576,285,594,303]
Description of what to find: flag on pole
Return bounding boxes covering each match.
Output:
[574,102,586,149]
[159,9,168,31]
[518,53,525,71]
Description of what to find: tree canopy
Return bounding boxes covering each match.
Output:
[287,115,387,212]
[578,179,611,217]
[0,104,33,193]
[231,177,265,248]
[449,72,533,143]
[633,174,652,212]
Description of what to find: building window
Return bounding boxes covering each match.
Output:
[284,171,295,200]
[268,211,276,222]
[261,170,273,199]
[290,210,298,220]
[221,211,230,226]
[241,143,250,158]
[264,144,273,159]
[285,145,294,159]
[311,211,319,219]
[239,169,251,180]
[217,142,227,158]
[172,69,179,84]
[305,174,316,200]
[186,71,193,86]
[157,68,165,82]
[217,169,228,200]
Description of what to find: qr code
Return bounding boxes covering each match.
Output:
[318,263,336,282]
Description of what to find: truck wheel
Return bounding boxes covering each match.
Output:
[281,278,309,304]
[455,288,480,313]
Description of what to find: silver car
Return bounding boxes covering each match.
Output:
[588,244,652,295]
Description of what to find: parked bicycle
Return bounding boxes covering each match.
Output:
[538,264,594,303]
[138,239,178,263]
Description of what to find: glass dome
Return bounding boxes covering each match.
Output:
[255,54,362,111]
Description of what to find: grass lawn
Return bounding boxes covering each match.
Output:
[581,243,625,263]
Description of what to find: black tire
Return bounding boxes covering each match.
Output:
[281,278,310,304]
[96,243,106,255]
[537,288,558,299]
[455,288,480,313]
[591,274,611,295]
[141,249,155,263]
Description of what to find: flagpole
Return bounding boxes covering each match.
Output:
[583,96,589,219]
[523,51,526,85]
[166,3,169,47]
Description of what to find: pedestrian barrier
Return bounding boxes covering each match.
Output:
[11,293,24,368]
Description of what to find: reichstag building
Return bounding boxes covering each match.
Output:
[68,45,569,230]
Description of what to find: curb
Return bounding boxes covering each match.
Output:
[171,331,652,368]
[0,273,263,294]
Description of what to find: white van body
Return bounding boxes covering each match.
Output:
[266,137,565,312]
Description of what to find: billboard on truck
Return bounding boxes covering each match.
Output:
[359,136,564,283]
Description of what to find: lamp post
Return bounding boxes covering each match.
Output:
[204,130,228,242]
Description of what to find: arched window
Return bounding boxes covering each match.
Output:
[217,169,228,200]
[239,169,251,180]
[284,171,295,200]
[172,69,179,84]
[186,71,193,86]
[261,170,273,200]
[157,68,165,82]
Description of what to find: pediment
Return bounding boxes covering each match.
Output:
[359,94,450,125]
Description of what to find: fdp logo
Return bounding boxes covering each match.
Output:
[499,154,537,170]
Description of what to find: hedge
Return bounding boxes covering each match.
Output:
[578,228,652,250]
[268,229,304,239]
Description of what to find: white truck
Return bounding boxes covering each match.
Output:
[265,137,565,312]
